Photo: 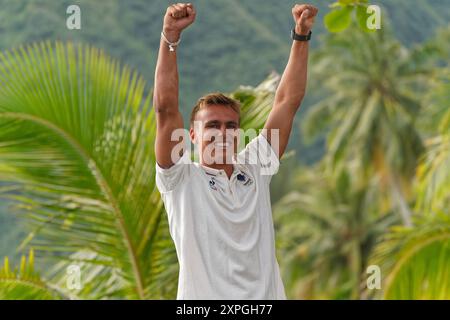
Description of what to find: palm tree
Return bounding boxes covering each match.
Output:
[0,41,176,299]
[0,41,277,299]
[368,59,450,300]
[369,214,450,299]
[416,67,450,215]
[304,25,439,226]
[274,165,398,299]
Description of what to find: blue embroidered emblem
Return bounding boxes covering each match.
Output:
[237,172,253,186]
[209,178,217,191]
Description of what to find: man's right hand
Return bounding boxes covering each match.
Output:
[163,3,196,42]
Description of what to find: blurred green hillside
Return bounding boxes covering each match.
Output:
[0,0,449,115]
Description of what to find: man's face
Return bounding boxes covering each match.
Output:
[190,105,240,166]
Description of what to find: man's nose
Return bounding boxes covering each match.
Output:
[218,126,227,138]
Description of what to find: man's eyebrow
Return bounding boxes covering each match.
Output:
[204,120,220,125]
[204,120,238,126]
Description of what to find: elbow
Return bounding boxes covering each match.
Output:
[275,91,305,110]
[153,80,178,111]
[153,93,176,114]
[154,103,174,115]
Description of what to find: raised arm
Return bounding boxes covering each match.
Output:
[263,4,318,158]
[154,3,196,168]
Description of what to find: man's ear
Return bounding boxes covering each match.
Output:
[189,127,196,144]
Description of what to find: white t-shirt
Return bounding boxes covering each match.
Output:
[155,134,286,299]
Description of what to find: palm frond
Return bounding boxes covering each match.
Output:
[232,71,279,132]
[273,165,397,299]
[370,215,450,299]
[0,250,64,300]
[0,41,173,299]
[416,69,450,214]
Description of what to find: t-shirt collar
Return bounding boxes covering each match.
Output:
[200,156,244,178]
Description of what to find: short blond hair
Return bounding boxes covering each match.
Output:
[190,92,241,127]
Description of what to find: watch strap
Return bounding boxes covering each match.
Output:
[291,29,312,41]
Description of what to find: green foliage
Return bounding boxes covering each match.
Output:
[0,250,63,299]
[324,5,354,33]
[274,166,398,299]
[307,26,433,177]
[0,41,175,299]
[368,51,450,300]
[0,191,26,263]
[231,71,279,132]
[304,24,443,226]
[416,68,450,215]
[324,0,375,33]
[280,23,450,299]
[370,215,450,299]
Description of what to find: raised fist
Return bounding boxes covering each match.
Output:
[292,4,318,35]
[163,3,196,41]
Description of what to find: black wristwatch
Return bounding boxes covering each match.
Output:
[291,29,312,41]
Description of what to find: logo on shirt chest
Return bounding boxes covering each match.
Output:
[207,171,253,192]
[237,172,253,186]
[209,177,218,191]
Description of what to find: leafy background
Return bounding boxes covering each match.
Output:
[0,0,449,299]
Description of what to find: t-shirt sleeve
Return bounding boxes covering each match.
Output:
[155,151,192,193]
[237,133,280,182]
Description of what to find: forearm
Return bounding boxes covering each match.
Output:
[153,29,181,113]
[274,40,309,111]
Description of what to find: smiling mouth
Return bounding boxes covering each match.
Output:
[214,142,231,148]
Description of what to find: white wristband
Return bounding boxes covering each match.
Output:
[161,31,181,52]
